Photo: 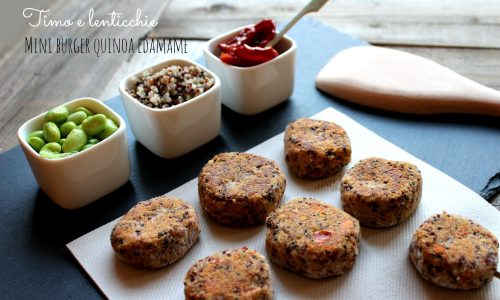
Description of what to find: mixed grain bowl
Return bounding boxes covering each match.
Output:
[126,64,215,109]
[119,58,221,158]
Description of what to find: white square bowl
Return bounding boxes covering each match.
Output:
[204,25,297,115]
[119,58,221,158]
[17,97,131,209]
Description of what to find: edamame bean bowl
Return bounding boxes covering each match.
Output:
[17,97,131,209]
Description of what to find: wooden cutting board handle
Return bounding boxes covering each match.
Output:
[315,46,500,116]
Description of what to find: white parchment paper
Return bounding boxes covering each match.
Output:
[67,107,500,299]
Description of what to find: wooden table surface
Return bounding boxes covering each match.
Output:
[1,0,499,153]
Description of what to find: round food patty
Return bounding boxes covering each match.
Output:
[184,247,273,300]
[284,118,351,179]
[265,197,361,278]
[341,157,422,227]
[198,152,286,227]
[110,196,200,268]
[409,212,499,290]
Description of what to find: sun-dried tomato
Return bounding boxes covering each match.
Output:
[218,19,279,67]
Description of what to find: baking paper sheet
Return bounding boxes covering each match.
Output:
[67,107,500,299]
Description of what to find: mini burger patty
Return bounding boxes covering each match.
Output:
[265,197,361,279]
[184,247,273,300]
[341,157,422,227]
[198,152,286,227]
[409,212,499,290]
[284,118,351,179]
[110,196,200,268]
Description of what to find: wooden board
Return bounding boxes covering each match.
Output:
[390,47,500,91]
[152,0,500,48]
[1,0,500,154]
[315,46,500,116]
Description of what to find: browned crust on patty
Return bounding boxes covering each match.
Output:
[284,118,351,179]
[110,196,200,268]
[265,197,361,278]
[409,212,499,290]
[341,157,422,227]
[198,152,286,227]
[184,247,273,300]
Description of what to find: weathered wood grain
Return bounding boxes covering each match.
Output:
[151,0,500,48]
[390,47,500,91]
[316,46,500,116]
[0,0,60,59]
[0,0,170,152]
[2,0,500,153]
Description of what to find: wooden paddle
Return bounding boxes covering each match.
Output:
[315,46,500,116]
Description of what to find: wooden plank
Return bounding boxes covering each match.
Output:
[149,0,307,40]
[320,15,500,48]
[151,0,500,48]
[2,0,500,152]
[0,0,60,59]
[0,0,170,152]
[389,46,500,91]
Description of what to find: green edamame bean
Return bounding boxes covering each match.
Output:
[98,118,118,139]
[28,105,119,158]
[45,106,69,123]
[41,142,61,152]
[81,143,96,151]
[40,147,76,159]
[74,107,94,116]
[28,130,44,140]
[39,142,62,159]
[60,121,77,137]
[62,128,87,153]
[43,122,61,143]
[80,138,101,151]
[82,114,106,136]
[27,136,45,152]
[67,111,87,125]
[58,151,77,158]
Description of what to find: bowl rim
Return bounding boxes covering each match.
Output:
[17,97,126,163]
[118,58,221,114]
[204,24,297,71]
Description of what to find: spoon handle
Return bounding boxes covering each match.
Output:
[266,0,329,48]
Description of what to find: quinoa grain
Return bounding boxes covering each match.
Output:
[127,65,214,109]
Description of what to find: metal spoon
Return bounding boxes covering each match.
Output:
[266,0,329,48]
